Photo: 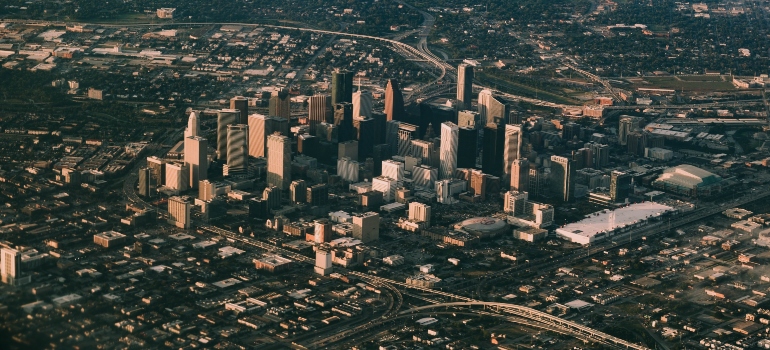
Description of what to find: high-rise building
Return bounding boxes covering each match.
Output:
[352,90,373,119]
[457,126,478,169]
[352,212,380,243]
[372,144,391,176]
[527,165,547,198]
[397,123,419,157]
[504,190,528,215]
[168,196,192,229]
[316,122,339,143]
[502,124,523,180]
[412,165,438,190]
[372,176,397,202]
[230,96,249,124]
[1,247,22,285]
[457,64,474,110]
[334,102,355,142]
[477,89,507,125]
[618,115,641,145]
[411,139,438,169]
[550,155,574,202]
[382,160,405,185]
[184,136,208,188]
[562,122,581,141]
[627,132,647,157]
[165,162,190,191]
[289,180,307,203]
[385,120,401,155]
[470,169,489,200]
[610,171,632,203]
[308,94,332,135]
[314,248,333,275]
[313,219,332,243]
[482,121,505,176]
[510,159,529,191]
[458,110,481,129]
[184,111,200,139]
[331,70,354,105]
[337,157,360,183]
[439,122,459,179]
[307,184,329,206]
[248,114,287,158]
[384,79,405,121]
[371,111,387,145]
[269,89,291,120]
[147,156,166,187]
[267,133,291,190]
[262,186,281,209]
[338,140,358,161]
[226,125,248,175]
[353,117,375,160]
[297,134,318,158]
[138,167,152,197]
[217,109,239,160]
[585,142,609,169]
[408,202,431,226]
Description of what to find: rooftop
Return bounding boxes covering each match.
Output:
[557,202,675,239]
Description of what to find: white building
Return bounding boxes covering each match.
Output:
[337,157,360,183]
[352,212,380,243]
[382,160,405,185]
[555,202,675,245]
[372,176,397,202]
[412,165,438,190]
[352,90,373,119]
[168,196,193,229]
[184,136,208,189]
[439,122,458,179]
[165,162,189,191]
[435,179,466,204]
[267,133,291,190]
[408,202,431,226]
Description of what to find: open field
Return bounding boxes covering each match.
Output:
[630,76,735,91]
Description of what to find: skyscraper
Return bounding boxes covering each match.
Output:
[217,109,239,160]
[138,167,152,197]
[457,64,474,110]
[439,122,459,179]
[352,90,373,119]
[184,136,208,188]
[226,125,248,175]
[385,120,401,155]
[333,102,355,142]
[165,162,190,191]
[397,123,419,157]
[331,70,354,105]
[307,184,329,206]
[384,79,405,121]
[230,96,249,124]
[352,212,380,243]
[269,89,291,120]
[510,159,529,191]
[289,180,307,203]
[147,156,166,188]
[1,247,22,285]
[308,94,331,135]
[610,170,632,203]
[267,133,291,190]
[502,124,523,181]
[411,139,438,169]
[481,121,505,176]
[337,157,360,183]
[585,142,609,169]
[382,160,405,186]
[168,196,192,229]
[618,115,641,146]
[477,89,508,125]
[550,155,574,202]
[562,122,581,141]
[248,114,287,158]
[353,117,375,160]
[409,202,432,226]
[184,111,200,139]
[457,126,478,169]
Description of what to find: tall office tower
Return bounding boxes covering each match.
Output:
[627,132,647,157]
[297,134,318,157]
[469,169,488,200]
[610,170,632,203]
[316,122,339,143]
[502,124,523,181]
[352,90,373,119]
[397,123,419,157]
[289,180,307,203]
[408,202,432,226]
[503,190,528,215]
[527,165,546,198]
[458,110,481,129]
[262,186,281,209]
[168,196,192,229]
[384,79,405,121]
[307,184,329,206]
[618,115,641,145]
[562,122,581,141]
[267,133,291,190]
[371,144,390,176]
[308,94,331,134]
[385,120,401,155]
[457,64,474,110]
[352,212,380,243]
[217,109,239,160]
[230,96,249,124]
[510,159,529,191]
[338,140,358,160]
[269,89,291,120]
[248,114,287,158]
[576,147,593,169]
[337,157,360,182]
[331,70,354,105]
[226,125,248,175]
[457,126,478,169]
[147,156,166,187]
[198,180,215,201]
[184,111,200,139]
[477,89,508,125]
[550,155,574,202]
[314,248,333,275]
[184,136,208,188]
[412,165,438,189]
[333,102,355,142]
[382,160,405,184]
[353,117,375,160]
[165,162,190,191]
[481,121,505,176]
[371,111,387,145]
[373,176,397,202]
[585,142,609,169]
[138,167,152,197]
[313,219,332,243]
[411,139,438,169]
[1,247,22,285]
[439,122,459,179]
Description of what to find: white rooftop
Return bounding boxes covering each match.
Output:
[557,202,674,242]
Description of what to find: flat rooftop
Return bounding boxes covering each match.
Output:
[557,202,674,239]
